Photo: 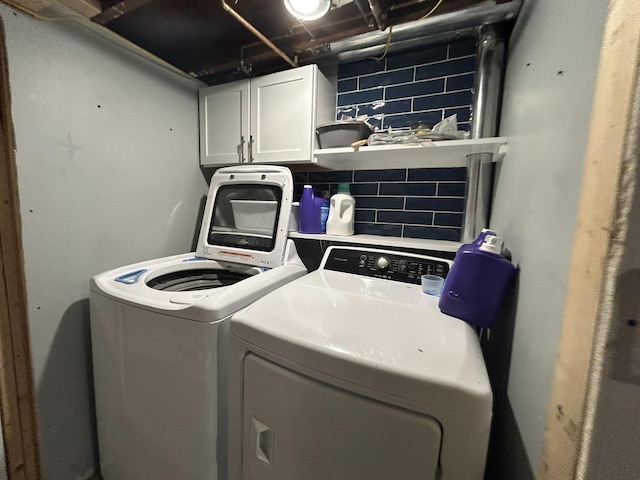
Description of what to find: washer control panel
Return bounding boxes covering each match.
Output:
[321,247,451,285]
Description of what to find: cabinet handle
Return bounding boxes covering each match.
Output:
[248,135,254,163]
[238,136,246,163]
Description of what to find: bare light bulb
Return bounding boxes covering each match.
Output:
[284,0,331,21]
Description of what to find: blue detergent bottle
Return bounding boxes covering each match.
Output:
[299,185,329,234]
[439,235,516,328]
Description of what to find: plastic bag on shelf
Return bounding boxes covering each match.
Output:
[367,114,469,146]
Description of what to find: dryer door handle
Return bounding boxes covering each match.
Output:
[250,416,274,465]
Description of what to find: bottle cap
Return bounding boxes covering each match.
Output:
[336,182,351,193]
[479,235,504,255]
[304,184,312,188]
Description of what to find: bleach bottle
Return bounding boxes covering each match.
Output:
[439,235,516,328]
[326,183,355,236]
[299,185,330,234]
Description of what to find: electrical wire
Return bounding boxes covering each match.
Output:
[422,0,446,19]
[368,0,446,62]
[368,26,393,62]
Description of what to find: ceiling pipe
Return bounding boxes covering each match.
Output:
[324,0,520,62]
[200,0,521,82]
[323,27,477,65]
[221,0,298,68]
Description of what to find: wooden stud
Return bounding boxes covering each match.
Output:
[539,0,640,478]
[0,16,42,480]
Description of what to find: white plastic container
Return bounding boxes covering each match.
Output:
[326,183,355,236]
[289,202,299,232]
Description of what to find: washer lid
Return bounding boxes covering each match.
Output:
[231,269,492,417]
[196,166,294,268]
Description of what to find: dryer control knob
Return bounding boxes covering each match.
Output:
[376,256,390,271]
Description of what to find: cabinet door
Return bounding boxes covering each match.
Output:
[199,80,250,166]
[241,354,442,480]
[250,65,315,164]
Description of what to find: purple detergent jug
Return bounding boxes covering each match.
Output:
[299,185,330,234]
[439,235,516,328]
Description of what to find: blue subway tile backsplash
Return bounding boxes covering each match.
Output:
[378,182,437,196]
[386,44,449,70]
[408,168,467,181]
[403,225,461,241]
[377,211,435,225]
[449,38,477,58]
[446,73,475,91]
[413,90,473,111]
[437,182,466,197]
[385,79,445,100]
[434,213,464,228]
[405,197,466,212]
[349,183,378,195]
[296,37,477,242]
[353,169,407,182]
[354,196,405,210]
[337,59,385,78]
[293,167,469,241]
[357,99,411,117]
[416,56,476,80]
[337,88,384,107]
[335,39,475,132]
[354,210,376,222]
[337,78,357,92]
[359,69,414,89]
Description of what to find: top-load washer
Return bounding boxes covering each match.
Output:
[89,166,307,480]
[228,246,493,480]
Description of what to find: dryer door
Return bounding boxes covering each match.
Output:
[241,355,442,480]
[196,166,294,268]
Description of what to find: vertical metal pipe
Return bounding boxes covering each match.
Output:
[462,25,506,243]
[471,25,505,139]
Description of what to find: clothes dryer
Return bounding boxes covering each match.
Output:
[229,246,493,480]
[90,166,306,480]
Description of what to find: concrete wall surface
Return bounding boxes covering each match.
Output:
[1,5,206,478]
[489,0,608,473]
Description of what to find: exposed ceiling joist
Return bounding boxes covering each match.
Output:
[2,0,521,85]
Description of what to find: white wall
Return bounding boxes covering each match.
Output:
[490,0,608,473]
[1,5,207,479]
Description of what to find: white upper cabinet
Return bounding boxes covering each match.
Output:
[199,80,250,165]
[199,64,335,167]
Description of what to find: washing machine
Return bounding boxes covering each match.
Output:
[228,246,493,480]
[89,166,307,480]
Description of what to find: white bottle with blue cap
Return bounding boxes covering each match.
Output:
[326,183,355,236]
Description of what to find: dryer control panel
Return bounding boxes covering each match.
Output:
[321,247,451,285]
